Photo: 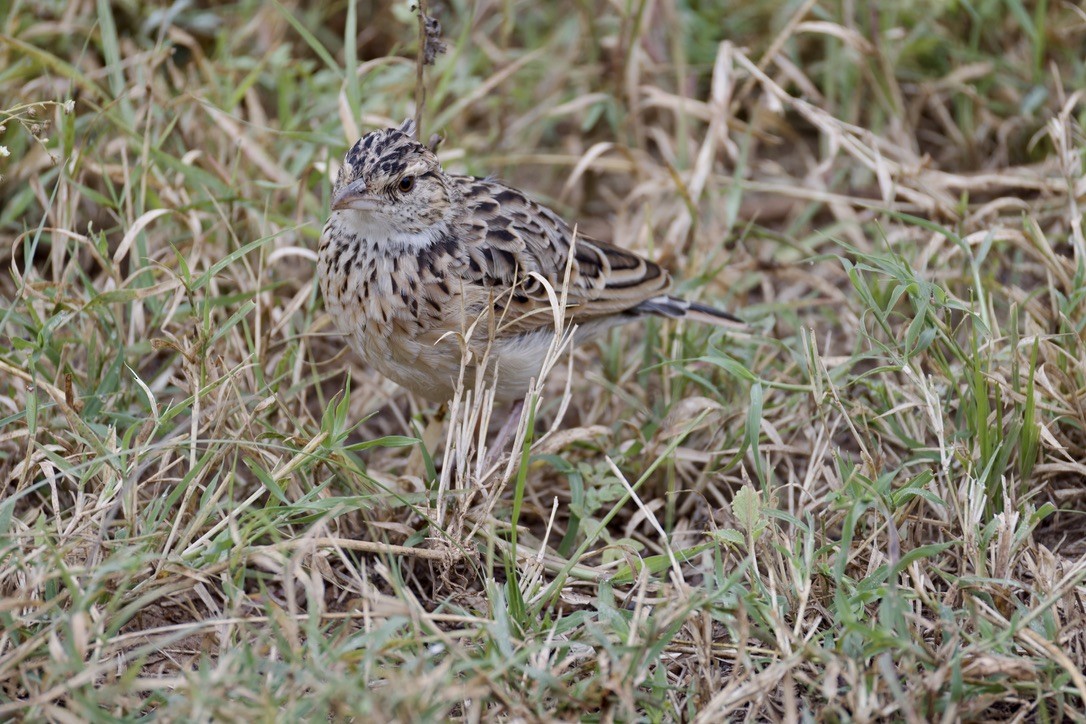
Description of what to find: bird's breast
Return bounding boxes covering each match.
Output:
[318,225,473,398]
[318,222,568,403]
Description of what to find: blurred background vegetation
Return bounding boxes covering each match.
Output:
[1,0,1085,719]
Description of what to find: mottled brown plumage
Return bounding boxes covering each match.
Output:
[318,119,741,403]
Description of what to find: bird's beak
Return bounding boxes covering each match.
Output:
[330,179,378,211]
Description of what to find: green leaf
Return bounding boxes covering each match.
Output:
[730,484,764,535]
[746,383,766,486]
[710,529,745,546]
[609,543,715,584]
[244,457,289,505]
[892,542,954,577]
[343,435,419,452]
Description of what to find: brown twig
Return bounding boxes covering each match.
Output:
[414,0,427,137]
[412,0,446,139]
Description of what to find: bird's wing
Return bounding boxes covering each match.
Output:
[451,176,671,334]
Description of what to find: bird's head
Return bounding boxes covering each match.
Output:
[330,119,457,242]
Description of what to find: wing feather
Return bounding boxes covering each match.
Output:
[452,176,670,334]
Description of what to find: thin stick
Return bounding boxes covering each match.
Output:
[414,0,428,137]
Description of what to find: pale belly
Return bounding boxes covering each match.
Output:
[327,301,556,403]
[318,245,557,403]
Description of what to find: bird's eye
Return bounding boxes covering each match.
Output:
[398,175,415,192]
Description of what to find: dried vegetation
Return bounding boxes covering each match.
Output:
[1,0,1085,719]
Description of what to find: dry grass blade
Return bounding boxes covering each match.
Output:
[1,0,1085,720]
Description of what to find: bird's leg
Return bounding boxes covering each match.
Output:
[484,398,525,469]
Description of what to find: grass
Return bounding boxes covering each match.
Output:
[2,0,1086,719]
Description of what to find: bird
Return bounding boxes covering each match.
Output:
[318,118,743,406]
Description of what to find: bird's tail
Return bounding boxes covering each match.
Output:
[634,295,746,329]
